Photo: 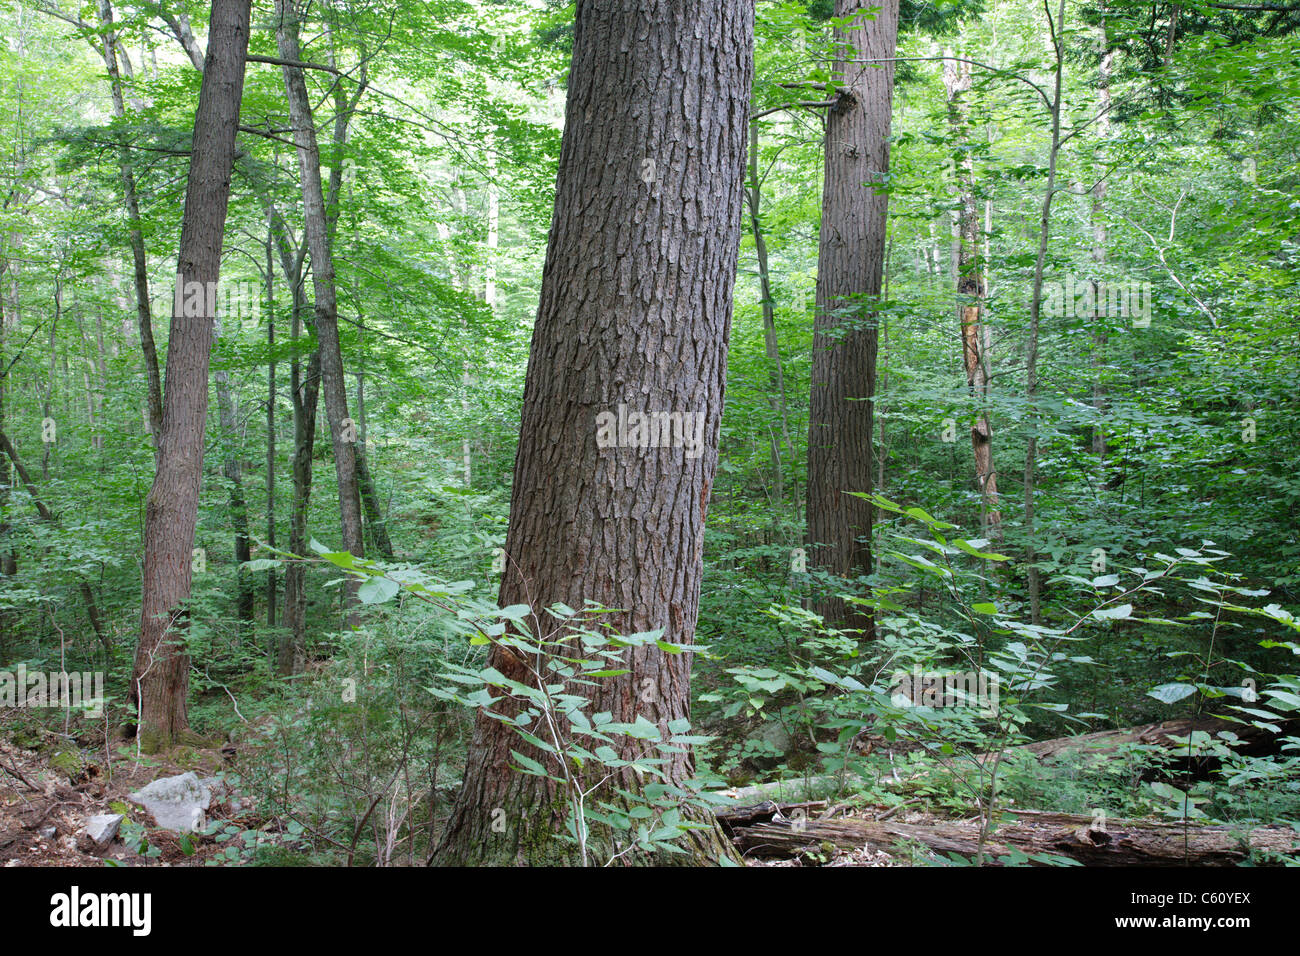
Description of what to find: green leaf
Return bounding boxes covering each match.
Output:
[1092,603,1132,621]
[1148,682,1197,704]
[357,576,400,604]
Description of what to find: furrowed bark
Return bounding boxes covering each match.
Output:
[133,0,251,752]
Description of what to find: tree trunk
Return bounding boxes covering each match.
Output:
[944,53,1001,539]
[354,368,393,558]
[1090,45,1113,463]
[0,281,18,662]
[435,0,754,867]
[274,0,364,609]
[215,324,254,630]
[42,279,59,481]
[746,119,797,524]
[275,209,318,676]
[806,0,898,636]
[96,0,163,458]
[133,0,251,752]
[1025,0,1067,627]
[265,216,278,628]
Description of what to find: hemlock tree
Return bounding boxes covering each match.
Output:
[806,0,899,636]
[133,0,251,752]
[435,0,754,866]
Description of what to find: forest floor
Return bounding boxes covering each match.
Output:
[4,708,1295,866]
[0,706,915,867]
[0,712,237,867]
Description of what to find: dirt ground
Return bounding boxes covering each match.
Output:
[0,709,247,867]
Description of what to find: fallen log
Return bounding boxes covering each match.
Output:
[731,810,1299,866]
[1017,715,1300,762]
[715,799,828,828]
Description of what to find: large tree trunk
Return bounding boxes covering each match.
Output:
[274,0,365,608]
[435,0,754,867]
[944,53,1001,539]
[133,0,251,752]
[805,0,899,636]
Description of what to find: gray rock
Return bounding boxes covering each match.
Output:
[84,814,123,848]
[38,826,56,841]
[128,772,212,832]
[746,719,793,751]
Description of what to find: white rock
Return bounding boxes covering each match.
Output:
[84,814,123,847]
[128,772,213,832]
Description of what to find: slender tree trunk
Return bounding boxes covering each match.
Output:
[274,0,364,609]
[806,0,899,636]
[272,208,317,675]
[0,280,17,661]
[215,324,254,630]
[1091,44,1113,462]
[1025,0,1067,626]
[281,347,320,676]
[747,118,798,523]
[354,367,393,558]
[265,218,278,627]
[944,53,1001,539]
[41,279,59,481]
[436,0,754,866]
[96,0,163,457]
[133,0,251,751]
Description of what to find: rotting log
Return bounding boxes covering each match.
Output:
[729,808,1299,866]
[1016,715,1299,761]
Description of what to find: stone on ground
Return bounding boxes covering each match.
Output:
[128,772,214,832]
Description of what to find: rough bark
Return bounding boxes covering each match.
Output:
[435,0,754,867]
[806,0,898,636]
[133,0,251,752]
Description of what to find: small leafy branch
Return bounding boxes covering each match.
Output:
[245,541,724,866]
